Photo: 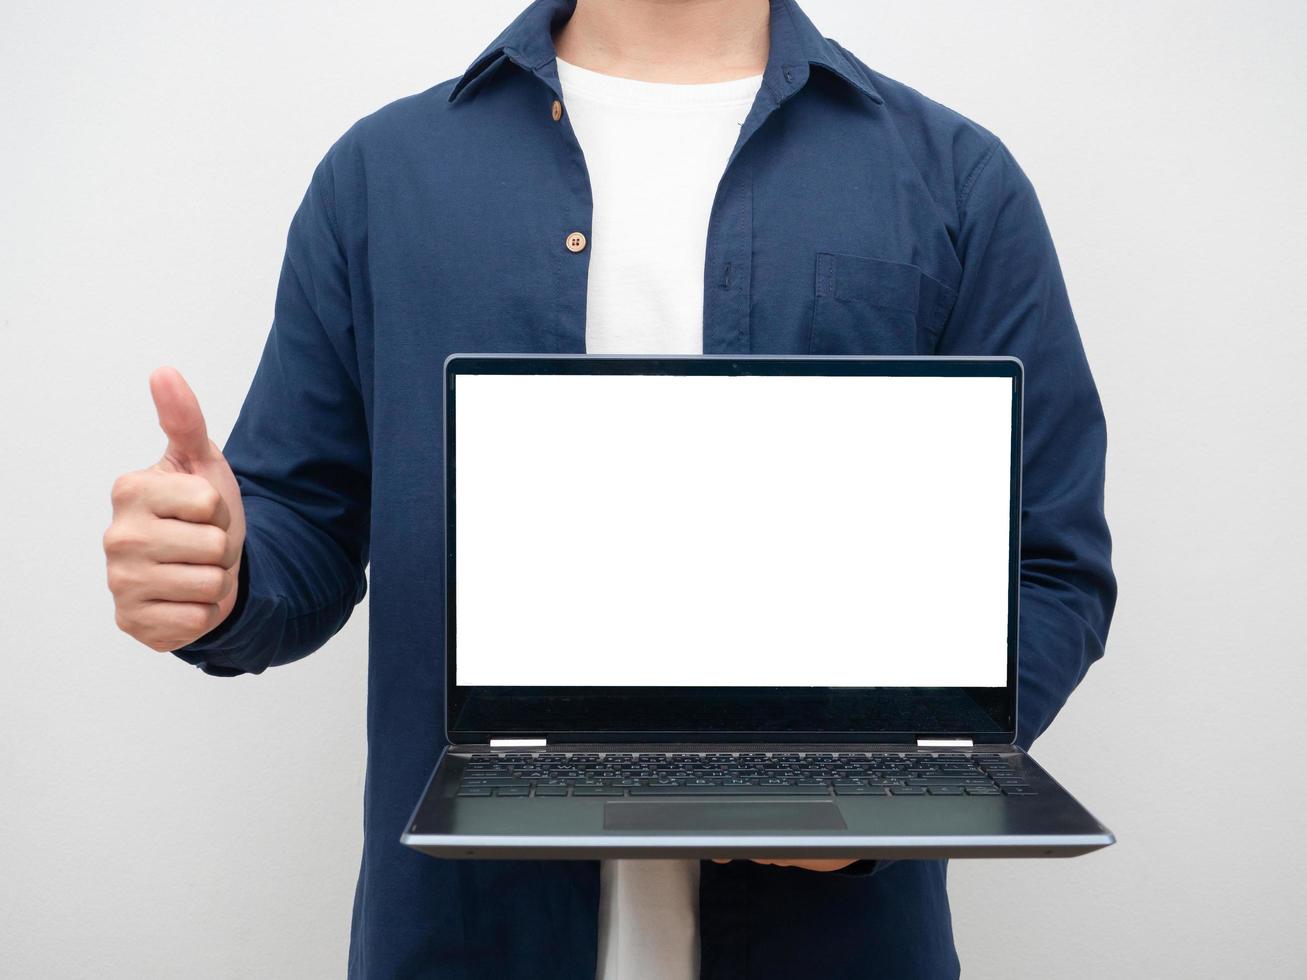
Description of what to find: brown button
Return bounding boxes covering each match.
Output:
[550,99,563,122]
[565,231,587,253]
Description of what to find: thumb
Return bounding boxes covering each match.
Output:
[149,366,213,468]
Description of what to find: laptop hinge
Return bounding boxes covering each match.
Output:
[917,738,974,748]
[489,737,547,748]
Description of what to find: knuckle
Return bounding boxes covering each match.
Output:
[106,565,128,595]
[217,567,237,600]
[198,484,222,518]
[201,526,229,565]
[182,605,213,636]
[110,472,143,507]
[194,567,227,602]
[102,524,141,557]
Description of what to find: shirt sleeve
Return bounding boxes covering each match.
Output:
[831,141,1115,883]
[174,151,371,677]
[938,138,1118,748]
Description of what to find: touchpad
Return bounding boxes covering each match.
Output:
[604,800,847,832]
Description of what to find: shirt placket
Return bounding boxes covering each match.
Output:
[521,54,593,354]
[702,61,811,354]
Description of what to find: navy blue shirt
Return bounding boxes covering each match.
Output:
[179,1,1116,976]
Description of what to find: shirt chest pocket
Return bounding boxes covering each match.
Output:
[809,252,957,355]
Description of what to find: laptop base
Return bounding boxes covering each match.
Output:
[403,743,1114,861]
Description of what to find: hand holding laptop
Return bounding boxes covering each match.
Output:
[712,858,859,872]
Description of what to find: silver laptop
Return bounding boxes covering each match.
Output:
[403,355,1113,860]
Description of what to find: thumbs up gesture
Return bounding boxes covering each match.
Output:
[104,368,246,651]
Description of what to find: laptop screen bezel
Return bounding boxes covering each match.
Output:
[443,355,1022,745]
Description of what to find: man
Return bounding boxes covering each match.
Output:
[102,0,1116,976]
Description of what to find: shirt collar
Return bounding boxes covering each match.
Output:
[448,0,883,106]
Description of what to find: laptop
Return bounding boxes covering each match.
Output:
[403,354,1114,860]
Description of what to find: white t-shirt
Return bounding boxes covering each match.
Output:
[559,56,761,357]
[553,56,762,980]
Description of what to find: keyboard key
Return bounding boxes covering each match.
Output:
[572,786,624,796]
[890,786,928,796]
[456,787,492,797]
[533,784,569,796]
[927,786,965,795]
[834,784,883,796]
[965,786,1001,795]
[494,786,529,797]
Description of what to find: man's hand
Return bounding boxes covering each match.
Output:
[104,367,246,652]
[711,858,859,872]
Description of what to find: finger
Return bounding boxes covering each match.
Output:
[117,471,230,529]
[142,519,240,568]
[150,366,213,468]
[123,600,224,649]
[136,563,236,605]
[750,858,857,872]
[808,859,859,872]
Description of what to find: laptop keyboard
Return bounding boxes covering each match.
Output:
[455,751,1035,798]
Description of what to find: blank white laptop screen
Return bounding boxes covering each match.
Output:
[454,372,1012,688]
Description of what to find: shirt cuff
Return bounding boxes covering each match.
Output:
[171,540,279,676]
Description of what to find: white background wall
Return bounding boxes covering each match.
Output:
[2,1,1304,976]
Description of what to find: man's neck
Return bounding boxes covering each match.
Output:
[553,0,769,83]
